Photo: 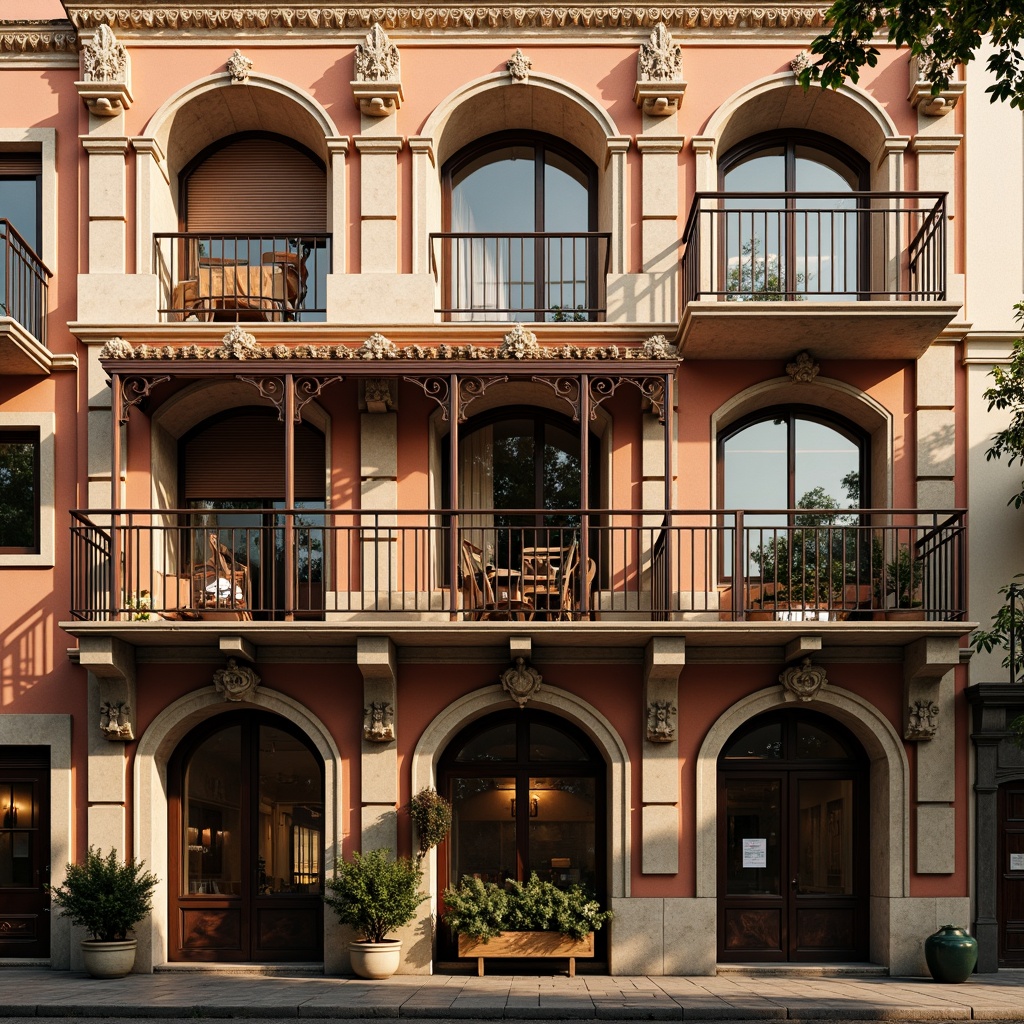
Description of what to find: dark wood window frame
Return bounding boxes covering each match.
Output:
[0,428,41,555]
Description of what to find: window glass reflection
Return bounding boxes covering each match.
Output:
[449,776,517,885]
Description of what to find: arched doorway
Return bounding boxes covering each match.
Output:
[437,708,607,968]
[718,709,869,962]
[167,710,325,962]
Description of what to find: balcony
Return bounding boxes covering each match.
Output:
[69,507,965,626]
[155,233,331,323]
[429,232,611,321]
[0,219,52,374]
[678,192,961,359]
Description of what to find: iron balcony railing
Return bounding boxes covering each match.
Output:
[154,233,331,323]
[70,507,965,623]
[680,192,946,306]
[1,219,51,346]
[429,232,611,321]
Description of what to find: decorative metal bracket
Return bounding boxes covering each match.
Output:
[405,374,508,422]
[534,376,582,421]
[405,375,450,418]
[120,375,170,424]
[620,376,666,421]
[237,375,341,422]
[238,375,286,418]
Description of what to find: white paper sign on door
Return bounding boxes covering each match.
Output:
[1011,853,1024,871]
[742,838,767,868]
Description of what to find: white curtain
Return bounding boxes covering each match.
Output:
[458,426,495,558]
[452,189,510,321]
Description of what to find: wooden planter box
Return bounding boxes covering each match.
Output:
[458,930,594,976]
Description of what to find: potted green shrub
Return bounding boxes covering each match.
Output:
[48,847,158,978]
[324,848,427,979]
[876,544,924,619]
[443,873,611,976]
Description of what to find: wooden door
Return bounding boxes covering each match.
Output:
[718,712,868,963]
[0,747,50,957]
[998,780,1024,966]
[169,714,324,962]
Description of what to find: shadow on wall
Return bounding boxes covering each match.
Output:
[1,597,55,705]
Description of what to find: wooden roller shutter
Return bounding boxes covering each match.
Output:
[0,153,42,176]
[185,137,326,233]
[183,414,326,501]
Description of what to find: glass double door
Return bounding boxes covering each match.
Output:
[719,771,867,961]
[169,713,324,962]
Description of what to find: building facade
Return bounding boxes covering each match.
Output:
[0,0,1008,976]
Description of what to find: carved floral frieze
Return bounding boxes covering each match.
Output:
[99,335,678,363]
[64,6,832,34]
[0,27,78,56]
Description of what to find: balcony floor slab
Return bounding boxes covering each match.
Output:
[679,301,962,360]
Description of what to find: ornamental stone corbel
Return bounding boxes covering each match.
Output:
[780,657,828,702]
[351,23,403,117]
[99,700,133,741]
[363,377,395,413]
[76,24,133,116]
[908,53,965,116]
[363,701,396,742]
[500,657,543,707]
[905,698,940,741]
[213,658,261,702]
[634,23,686,116]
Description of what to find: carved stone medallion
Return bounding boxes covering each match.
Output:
[363,701,396,742]
[906,699,939,740]
[498,322,540,360]
[213,658,261,702]
[227,49,253,82]
[222,324,259,359]
[786,350,820,384]
[646,699,677,743]
[790,51,812,73]
[500,657,542,707]
[780,657,828,702]
[507,49,532,82]
[99,700,133,741]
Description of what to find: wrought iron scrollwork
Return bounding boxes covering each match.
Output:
[404,375,450,418]
[533,376,581,421]
[119,375,170,424]
[588,376,622,418]
[237,375,286,419]
[621,376,667,421]
[295,376,343,423]
[458,375,508,422]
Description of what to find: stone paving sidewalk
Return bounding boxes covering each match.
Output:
[0,969,1023,1020]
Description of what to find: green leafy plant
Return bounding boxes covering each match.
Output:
[875,544,924,609]
[983,302,1024,510]
[48,847,158,942]
[442,873,611,942]
[972,576,1024,681]
[324,849,427,944]
[408,787,452,863]
[550,304,588,322]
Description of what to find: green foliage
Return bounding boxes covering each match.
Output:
[0,436,36,549]
[726,239,808,301]
[408,787,452,862]
[984,303,1024,509]
[550,305,588,321]
[442,873,611,942]
[323,849,427,943]
[48,847,158,942]
[878,545,924,608]
[972,575,1024,680]
[798,0,1024,109]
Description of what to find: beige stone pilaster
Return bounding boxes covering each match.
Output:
[641,638,684,874]
[637,136,683,323]
[408,137,436,277]
[912,135,963,306]
[915,340,958,510]
[81,136,129,273]
[357,636,398,853]
[903,637,959,873]
[354,136,403,274]
[326,137,349,274]
[605,137,630,275]
[79,637,135,855]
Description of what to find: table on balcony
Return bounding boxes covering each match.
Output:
[171,261,288,322]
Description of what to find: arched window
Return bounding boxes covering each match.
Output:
[441,132,601,321]
[720,131,868,301]
[172,132,329,321]
[719,407,869,585]
[438,709,607,965]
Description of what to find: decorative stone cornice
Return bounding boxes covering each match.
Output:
[0,23,77,56]
[62,5,832,34]
[97,333,680,363]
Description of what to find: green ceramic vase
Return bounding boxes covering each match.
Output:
[924,924,978,983]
